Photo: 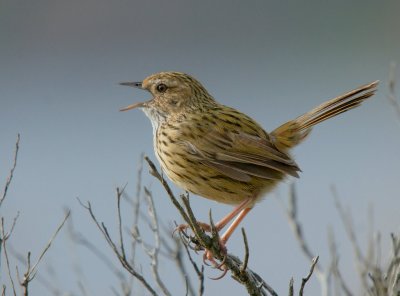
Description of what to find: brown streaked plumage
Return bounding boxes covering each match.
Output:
[120,71,378,264]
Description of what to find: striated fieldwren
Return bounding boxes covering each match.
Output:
[120,72,378,262]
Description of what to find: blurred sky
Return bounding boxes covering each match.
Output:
[1,0,400,295]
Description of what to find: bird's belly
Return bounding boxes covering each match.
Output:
[155,145,280,205]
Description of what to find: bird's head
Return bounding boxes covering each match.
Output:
[120,72,215,119]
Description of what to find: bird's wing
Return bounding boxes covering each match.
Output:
[181,127,300,182]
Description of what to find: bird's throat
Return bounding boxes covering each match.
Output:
[142,107,167,137]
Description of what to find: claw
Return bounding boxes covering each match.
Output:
[172,223,190,236]
[214,254,227,270]
[203,258,211,266]
[203,251,215,266]
[203,245,227,271]
[209,268,228,280]
[173,222,213,237]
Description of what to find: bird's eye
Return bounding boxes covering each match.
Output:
[156,83,168,93]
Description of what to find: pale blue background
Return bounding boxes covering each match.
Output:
[1,0,400,295]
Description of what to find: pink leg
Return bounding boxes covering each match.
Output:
[214,198,253,231]
[220,207,252,244]
[175,197,253,233]
[203,198,252,258]
[203,206,252,274]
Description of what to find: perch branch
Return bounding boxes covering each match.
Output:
[144,156,278,296]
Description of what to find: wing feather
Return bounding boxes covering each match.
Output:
[182,127,300,181]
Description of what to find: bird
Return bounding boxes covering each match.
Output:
[120,71,378,265]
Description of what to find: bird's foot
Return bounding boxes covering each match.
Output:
[203,239,228,279]
[173,222,212,235]
[174,223,229,279]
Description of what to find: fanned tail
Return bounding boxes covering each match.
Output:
[271,80,379,151]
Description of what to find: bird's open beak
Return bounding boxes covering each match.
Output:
[119,101,146,111]
[119,81,147,111]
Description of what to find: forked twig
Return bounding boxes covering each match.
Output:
[1,216,19,296]
[18,211,70,296]
[77,198,157,295]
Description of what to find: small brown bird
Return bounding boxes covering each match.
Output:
[120,72,378,262]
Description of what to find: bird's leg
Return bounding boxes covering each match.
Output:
[200,198,253,277]
[174,197,252,233]
[203,207,252,269]
[174,197,254,276]
[220,207,252,244]
[214,198,253,231]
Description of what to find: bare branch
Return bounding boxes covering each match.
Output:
[1,217,18,296]
[66,211,127,283]
[240,228,249,273]
[299,256,319,296]
[288,278,294,296]
[144,156,277,296]
[327,227,353,296]
[331,187,371,290]
[387,233,400,296]
[18,211,70,295]
[8,246,62,295]
[78,198,158,295]
[31,211,70,275]
[116,186,127,261]
[285,184,318,263]
[387,62,400,121]
[129,154,144,264]
[280,183,327,295]
[178,231,204,296]
[143,187,171,296]
[1,134,20,207]
[144,156,191,224]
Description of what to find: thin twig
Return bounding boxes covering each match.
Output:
[67,213,126,282]
[327,227,353,296]
[387,233,400,296]
[1,134,20,207]
[387,62,400,121]
[332,187,370,290]
[8,246,62,295]
[280,183,326,295]
[143,187,171,296]
[144,156,191,224]
[1,217,18,296]
[116,185,128,261]
[14,211,70,296]
[178,231,205,296]
[29,211,70,276]
[130,154,144,264]
[288,278,294,296]
[160,229,196,296]
[299,256,319,296]
[241,228,249,273]
[286,184,318,263]
[77,198,158,296]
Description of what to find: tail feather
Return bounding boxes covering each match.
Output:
[271,80,379,151]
